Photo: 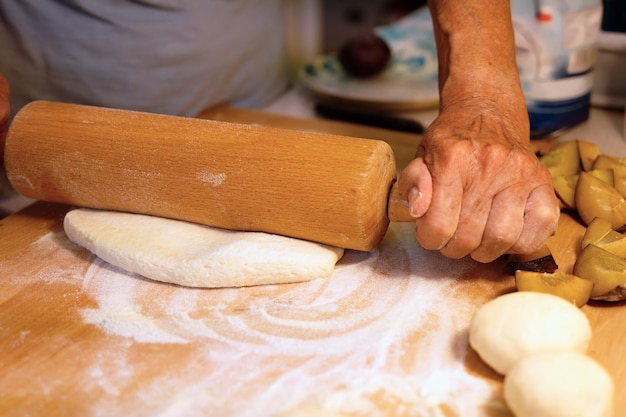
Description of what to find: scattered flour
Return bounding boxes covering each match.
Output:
[196,171,226,186]
[13,223,509,417]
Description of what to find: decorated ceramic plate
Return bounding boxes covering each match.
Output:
[298,8,439,112]
[299,55,438,112]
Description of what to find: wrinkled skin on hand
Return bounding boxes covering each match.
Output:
[397,98,560,263]
[0,74,10,167]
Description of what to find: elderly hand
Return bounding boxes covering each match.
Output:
[396,0,562,263]
[397,97,560,263]
[0,74,9,167]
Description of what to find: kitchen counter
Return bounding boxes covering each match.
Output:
[1,96,625,416]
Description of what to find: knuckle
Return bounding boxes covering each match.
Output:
[415,222,454,251]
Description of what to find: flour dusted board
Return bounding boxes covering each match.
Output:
[1,202,506,416]
[1,201,625,416]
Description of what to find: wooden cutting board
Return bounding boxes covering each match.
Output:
[0,107,624,417]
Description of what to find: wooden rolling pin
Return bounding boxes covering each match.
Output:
[5,101,415,251]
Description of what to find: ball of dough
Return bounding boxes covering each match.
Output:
[504,351,614,417]
[469,292,591,374]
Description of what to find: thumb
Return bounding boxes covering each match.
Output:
[398,157,433,218]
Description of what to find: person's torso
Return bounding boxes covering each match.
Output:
[0,0,290,116]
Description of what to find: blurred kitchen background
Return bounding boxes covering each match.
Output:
[594,0,626,108]
[315,0,626,109]
[320,0,427,52]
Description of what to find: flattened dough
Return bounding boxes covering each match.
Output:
[64,208,344,288]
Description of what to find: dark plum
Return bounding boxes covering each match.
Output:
[337,33,391,78]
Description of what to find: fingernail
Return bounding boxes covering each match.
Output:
[408,187,422,218]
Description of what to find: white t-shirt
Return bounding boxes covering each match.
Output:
[0,0,290,117]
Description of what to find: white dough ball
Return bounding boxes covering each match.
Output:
[469,291,591,374]
[504,351,613,417]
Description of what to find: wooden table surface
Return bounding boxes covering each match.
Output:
[0,107,624,417]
